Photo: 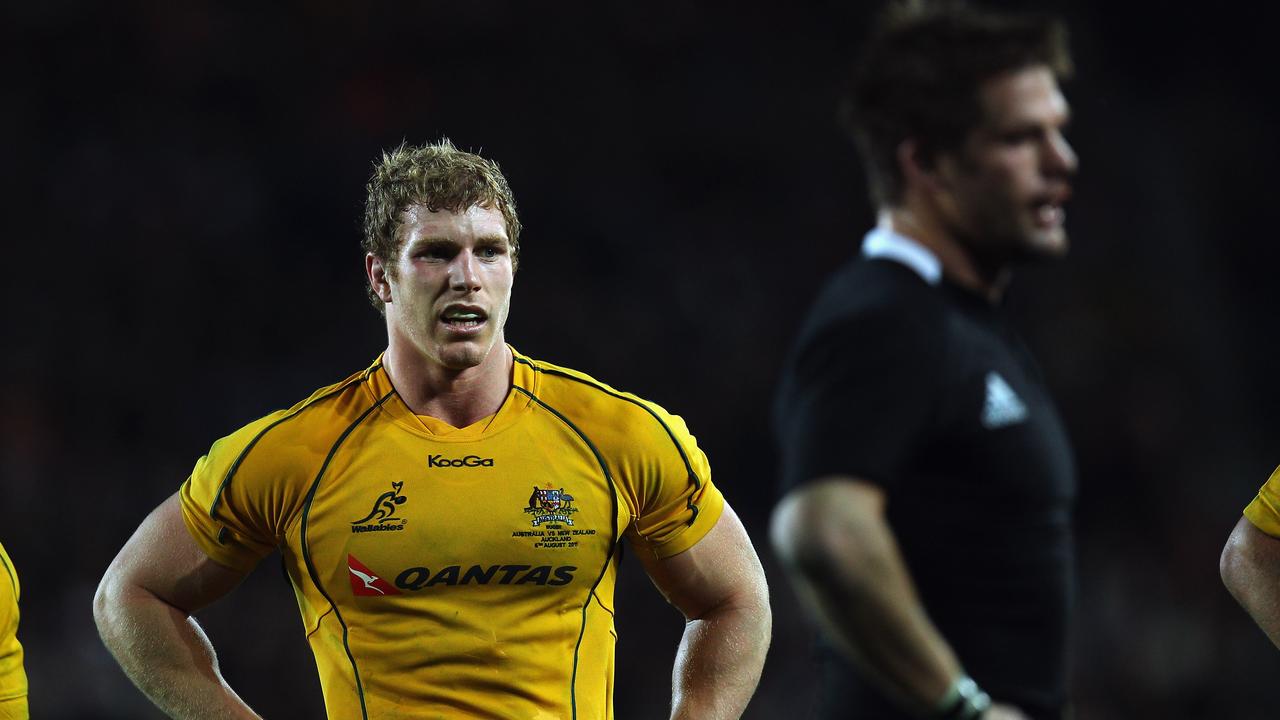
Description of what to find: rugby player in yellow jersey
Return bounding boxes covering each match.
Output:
[93,139,772,719]
[1223,467,1280,647]
[0,542,27,720]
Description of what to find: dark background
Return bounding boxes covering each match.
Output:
[4,1,1280,717]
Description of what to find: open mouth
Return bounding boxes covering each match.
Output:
[1034,202,1064,227]
[1032,187,1071,229]
[440,305,488,331]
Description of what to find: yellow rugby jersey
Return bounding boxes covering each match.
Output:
[179,347,724,720]
[1245,465,1280,536]
[0,542,27,720]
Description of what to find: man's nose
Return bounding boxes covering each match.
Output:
[1043,130,1078,176]
[449,251,482,292]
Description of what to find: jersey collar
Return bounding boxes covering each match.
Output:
[861,226,942,286]
[365,345,539,440]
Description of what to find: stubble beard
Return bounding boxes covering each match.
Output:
[997,219,1070,264]
[436,339,491,371]
[957,194,1069,270]
[433,311,507,372]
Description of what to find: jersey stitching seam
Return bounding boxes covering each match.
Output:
[0,552,15,600]
[208,363,382,520]
[590,589,615,618]
[514,355,704,527]
[370,364,537,441]
[304,605,336,639]
[513,384,619,720]
[298,388,394,720]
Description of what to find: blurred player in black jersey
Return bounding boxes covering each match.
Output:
[771,3,1077,719]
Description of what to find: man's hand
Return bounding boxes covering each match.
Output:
[984,702,1030,720]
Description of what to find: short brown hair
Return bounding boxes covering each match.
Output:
[362,138,522,312]
[842,0,1072,207]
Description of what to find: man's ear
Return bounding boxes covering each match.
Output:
[897,138,949,195]
[366,253,394,305]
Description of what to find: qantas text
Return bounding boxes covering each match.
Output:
[395,564,577,590]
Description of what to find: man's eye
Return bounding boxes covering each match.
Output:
[479,246,504,259]
[1000,130,1038,145]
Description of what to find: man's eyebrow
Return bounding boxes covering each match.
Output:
[405,237,459,253]
[990,110,1070,134]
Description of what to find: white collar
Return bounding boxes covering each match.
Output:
[861,226,942,286]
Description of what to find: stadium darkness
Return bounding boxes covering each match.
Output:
[5,1,1280,717]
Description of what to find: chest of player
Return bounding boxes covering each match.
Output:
[297,419,621,601]
[921,313,1077,506]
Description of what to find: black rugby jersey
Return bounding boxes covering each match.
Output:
[774,231,1075,720]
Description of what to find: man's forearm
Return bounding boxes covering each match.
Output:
[669,595,771,720]
[786,547,961,712]
[773,484,964,715]
[94,584,260,720]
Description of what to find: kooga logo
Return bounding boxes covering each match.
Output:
[428,454,495,468]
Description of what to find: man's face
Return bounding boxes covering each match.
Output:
[936,65,1077,262]
[379,204,514,371]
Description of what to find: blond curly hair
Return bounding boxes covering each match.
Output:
[362,138,522,313]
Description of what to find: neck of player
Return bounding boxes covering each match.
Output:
[881,209,1010,304]
[383,336,514,429]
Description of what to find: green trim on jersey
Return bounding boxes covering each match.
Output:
[515,356,704,524]
[300,388,395,720]
[514,385,620,720]
[0,553,14,600]
[210,364,383,517]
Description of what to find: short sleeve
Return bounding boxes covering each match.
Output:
[775,306,943,494]
[179,415,300,573]
[0,542,25,704]
[622,409,725,560]
[1244,465,1280,537]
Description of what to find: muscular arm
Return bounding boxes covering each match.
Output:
[770,478,958,712]
[1221,516,1280,647]
[771,478,1023,719]
[637,503,772,720]
[93,492,261,719]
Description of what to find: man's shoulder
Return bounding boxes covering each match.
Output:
[184,360,387,527]
[821,256,948,314]
[513,352,668,421]
[206,361,385,467]
[801,257,952,347]
[512,352,692,451]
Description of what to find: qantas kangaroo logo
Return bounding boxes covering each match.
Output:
[348,554,401,596]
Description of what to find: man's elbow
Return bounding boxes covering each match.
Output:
[770,488,881,583]
[725,564,772,661]
[719,549,772,635]
[742,566,772,637]
[1221,521,1258,601]
[771,501,823,578]
[93,564,122,636]
[93,559,144,642]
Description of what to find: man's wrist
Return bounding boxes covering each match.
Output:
[933,675,991,720]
